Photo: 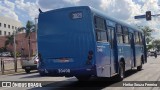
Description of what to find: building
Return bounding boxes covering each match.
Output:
[0,32,37,56]
[0,16,37,57]
[0,16,23,36]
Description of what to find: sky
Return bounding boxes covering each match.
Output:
[0,0,160,39]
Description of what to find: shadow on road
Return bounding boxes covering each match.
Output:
[28,69,140,90]
[125,69,139,78]
[20,74,41,79]
[8,70,38,76]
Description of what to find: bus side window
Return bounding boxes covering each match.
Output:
[94,16,108,42]
[139,32,142,45]
[96,31,101,41]
[122,26,129,44]
[129,32,132,44]
[116,24,123,43]
[107,27,114,48]
[134,31,140,44]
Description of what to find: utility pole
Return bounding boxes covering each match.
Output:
[35,17,38,54]
[13,30,17,72]
[28,33,31,61]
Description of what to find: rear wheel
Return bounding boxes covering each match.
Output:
[117,62,125,81]
[39,72,45,76]
[76,76,91,81]
[137,58,143,71]
[25,69,30,73]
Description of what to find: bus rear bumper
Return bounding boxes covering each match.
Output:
[38,66,96,77]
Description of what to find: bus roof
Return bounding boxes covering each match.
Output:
[89,6,142,33]
[39,6,143,33]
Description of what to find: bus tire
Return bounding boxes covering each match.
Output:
[76,76,90,81]
[117,62,125,81]
[137,58,143,71]
[25,69,30,73]
[39,72,45,76]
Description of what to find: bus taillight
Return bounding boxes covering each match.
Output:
[86,50,93,65]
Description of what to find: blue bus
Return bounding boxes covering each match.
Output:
[37,6,147,81]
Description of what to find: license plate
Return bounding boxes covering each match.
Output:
[53,58,73,63]
[58,69,70,73]
[26,67,30,69]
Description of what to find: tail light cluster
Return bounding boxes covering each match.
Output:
[34,60,38,64]
[86,50,93,65]
[34,55,39,64]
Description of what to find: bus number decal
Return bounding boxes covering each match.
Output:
[71,12,83,19]
[97,46,105,52]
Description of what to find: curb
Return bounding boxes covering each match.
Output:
[0,69,25,75]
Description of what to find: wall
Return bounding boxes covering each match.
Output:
[0,32,37,56]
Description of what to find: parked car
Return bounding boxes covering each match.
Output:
[0,52,11,57]
[21,54,39,73]
[150,51,155,56]
[157,52,160,55]
[147,52,151,57]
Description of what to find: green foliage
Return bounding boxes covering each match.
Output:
[25,20,36,38]
[4,20,36,58]
[0,47,7,53]
[137,26,153,44]
[136,25,157,51]
[4,35,18,51]
[152,40,160,51]
[24,20,36,58]
[141,26,153,44]
[5,35,14,47]
[16,20,35,38]
[147,44,153,51]
[10,51,21,57]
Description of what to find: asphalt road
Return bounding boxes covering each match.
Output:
[0,56,160,90]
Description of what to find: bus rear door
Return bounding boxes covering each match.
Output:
[107,26,116,76]
[129,32,135,68]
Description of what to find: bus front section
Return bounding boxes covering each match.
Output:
[37,6,96,79]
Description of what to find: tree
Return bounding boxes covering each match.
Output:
[152,40,160,51]
[147,44,153,51]
[140,26,153,44]
[5,34,19,52]
[136,25,154,51]
[19,21,35,59]
[5,35,14,49]
[0,47,7,53]
[4,27,25,50]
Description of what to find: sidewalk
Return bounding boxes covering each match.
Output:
[0,68,24,75]
[0,57,25,75]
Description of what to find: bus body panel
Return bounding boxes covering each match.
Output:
[37,6,147,78]
[96,42,111,77]
[38,7,96,76]
[128,32,135,68]
[135,45,143,66]
[117,44,132,70]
